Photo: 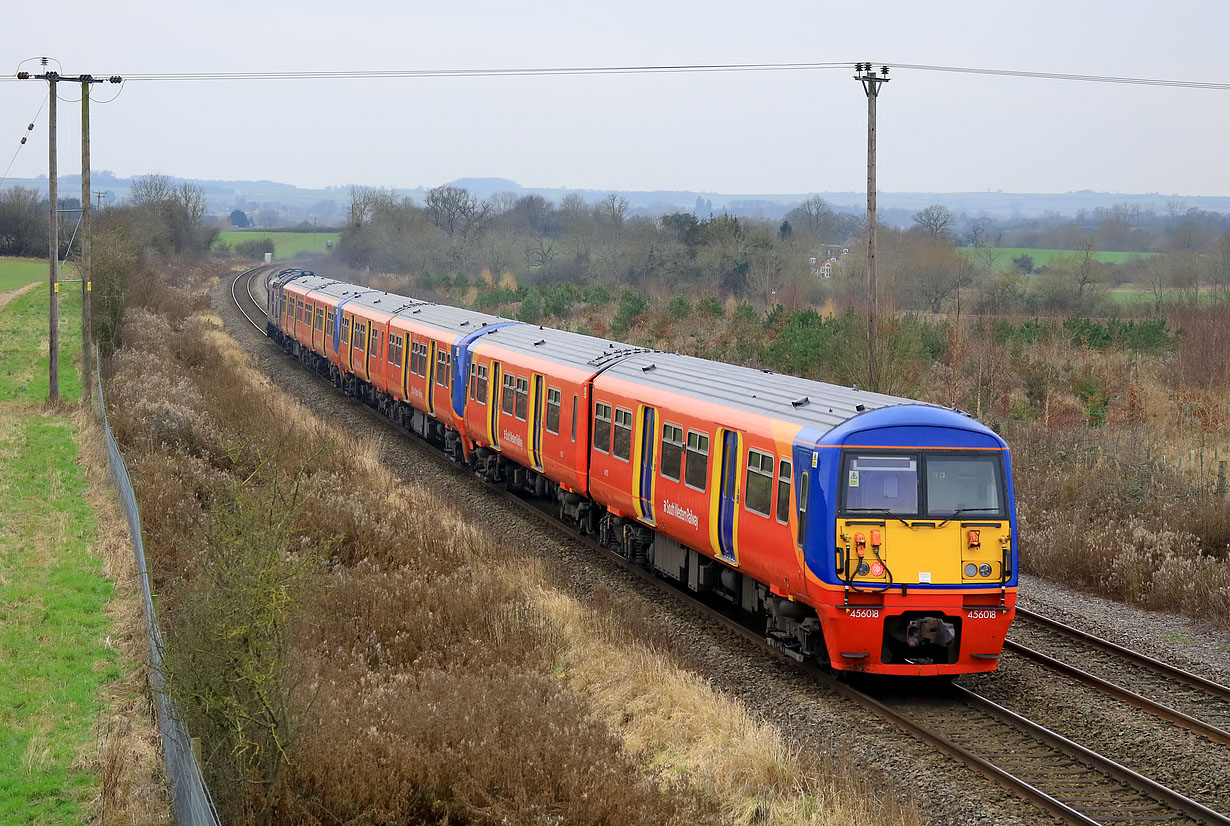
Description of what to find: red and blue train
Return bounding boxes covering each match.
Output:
[266,267,1018,677]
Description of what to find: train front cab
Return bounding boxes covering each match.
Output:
[800,405,1018,677]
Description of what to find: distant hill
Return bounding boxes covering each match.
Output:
[6,171,1230,228]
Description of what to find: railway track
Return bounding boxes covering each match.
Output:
[1006,608,1230,747]
[230,264,271,333]
[229,266,1230,826]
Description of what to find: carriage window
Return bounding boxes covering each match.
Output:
[437,352,450,387]
[326,310,335,332]
[514,377,529,420]
[389,334,404,367]
[797,471,809,547]
[593,402,612,454]
[502,374,516,415]
[546,388,562,434]
[571,395,578,442]
[315,307,325,331]
[354,323,366,351]
[370,328,381,358]
[745,450,774,517]
[776,459,792,525]
[685,431,709,491]
[660,423,684,481]
[612,408,632,461]
[476,364,489,403]
[341,317,350,345]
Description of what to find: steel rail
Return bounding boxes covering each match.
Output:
[1004,638,1230,747]
[1015,607,1230,702]
[230,265,269,333]
[230,269,1230,826]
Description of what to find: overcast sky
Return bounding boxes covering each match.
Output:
[3,0,1228,197]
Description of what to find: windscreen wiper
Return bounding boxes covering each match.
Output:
[845,507,913,528]
[936,507,1000,528]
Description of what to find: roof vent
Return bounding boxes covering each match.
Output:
[855,403,866,412]
[641,363,656,372]
[791,396,810,408]
[852,384,860,391]
[534,339,546,346]
[461,320,470,326]
[374,299,381,304]
[412,308,421,313]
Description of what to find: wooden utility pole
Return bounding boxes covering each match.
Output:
[855,63,889,392]
[47,71,60,401]
[81,77,99,401]
[18,65,121,402]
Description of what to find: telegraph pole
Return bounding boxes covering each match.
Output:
[17,65,121,402]
[855,63,889,392]
[80,76,103,401]
[47,70,59,401]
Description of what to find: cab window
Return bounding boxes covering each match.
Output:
[843,455,918,514]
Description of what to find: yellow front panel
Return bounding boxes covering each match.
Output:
[835,519,1009,586]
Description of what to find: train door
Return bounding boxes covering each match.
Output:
[530,374,545,471]
[716,429,742,564]
[635,406,657,524]
[488,361,501,449]
[426,341,438,417]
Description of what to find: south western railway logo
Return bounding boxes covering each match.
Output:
[502,430,525,448]
[662,500,699,528]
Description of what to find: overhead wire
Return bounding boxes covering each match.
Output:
[0,90,48,188]
[4,59,1227,89]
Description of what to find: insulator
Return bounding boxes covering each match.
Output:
[20,137,26,144]
[109,76,122,84]
[27,123,34,130]
[17,71,29,80]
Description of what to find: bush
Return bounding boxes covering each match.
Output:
[233,237,275,259]
[697,295,724,318]
[610,291,649,338]
[584,283,611,306]
[666,296,691,320]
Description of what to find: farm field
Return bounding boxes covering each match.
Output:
[214,230,339,259]
[0,257,51,293]
[0,281,117,823]
[958,246,1156,268]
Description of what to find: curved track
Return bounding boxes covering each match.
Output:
[231,266,1230,826]
[230,265,271,333]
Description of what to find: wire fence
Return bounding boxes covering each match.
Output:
[94,353,221,826]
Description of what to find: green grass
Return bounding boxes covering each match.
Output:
[0,281,118,823]
[213,230,339,260]
[0,258,51,293]
[958,246,1157,268]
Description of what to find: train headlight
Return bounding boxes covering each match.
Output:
[963,562,977,577]
[979,563,993,577]
[856,561,870,576]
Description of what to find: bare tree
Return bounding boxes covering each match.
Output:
[912,204,956,239]
[597,193,629,226]
[128,173,175,206]
[425,185,490,240]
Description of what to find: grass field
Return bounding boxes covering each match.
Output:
[214,230,339,259]
[0,258,51,293]
[0,272,118,823]
[958,246,1156,268]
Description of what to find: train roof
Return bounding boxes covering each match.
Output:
[395,302,510,336]
[478,322,639,370]
[603,350,935,434]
